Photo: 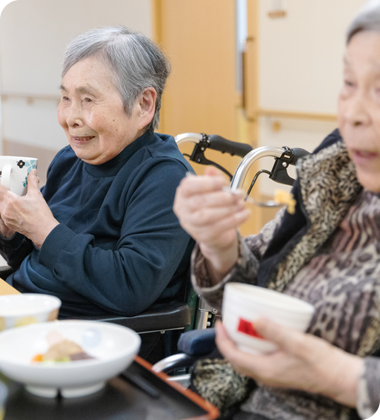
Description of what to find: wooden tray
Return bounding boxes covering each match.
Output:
[3,356,219,420]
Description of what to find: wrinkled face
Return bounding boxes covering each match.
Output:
[338,30,380,192]
[57,56,144,165]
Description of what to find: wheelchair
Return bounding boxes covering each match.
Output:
[150,135,310,382]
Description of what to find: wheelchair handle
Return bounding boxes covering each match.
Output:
[290,147,310,164]
[175,133,252,158]
[175,133,203,145]
[230,146,296,190]
[208,135,252,158]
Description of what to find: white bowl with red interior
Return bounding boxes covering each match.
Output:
[222,283,315,354]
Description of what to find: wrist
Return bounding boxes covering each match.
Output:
[199,238,238,285]
[320,347,363,407]
[31,220,59,249]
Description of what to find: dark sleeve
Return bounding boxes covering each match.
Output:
[37,160,192,316]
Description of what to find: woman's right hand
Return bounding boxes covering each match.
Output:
[0,215,15,239]
[174,167,250,284]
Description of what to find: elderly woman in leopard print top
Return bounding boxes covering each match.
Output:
[174,1,380,419]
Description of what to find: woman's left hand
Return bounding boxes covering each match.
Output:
[215,319,363,407]
[0,169,59,248]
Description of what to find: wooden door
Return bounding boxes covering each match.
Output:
[153,0,263,235]
[153,0,241,169]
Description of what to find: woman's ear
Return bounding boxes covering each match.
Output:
[138,87,157,128]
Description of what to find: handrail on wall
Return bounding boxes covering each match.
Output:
[256,107,337,122]
[0,91,338,122]
[0,91,60,104]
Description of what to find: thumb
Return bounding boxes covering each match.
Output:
[26,169,40,194]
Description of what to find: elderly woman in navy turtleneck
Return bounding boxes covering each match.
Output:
[0,27,194,362]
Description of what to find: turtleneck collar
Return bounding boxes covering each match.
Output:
[83,130,155,177]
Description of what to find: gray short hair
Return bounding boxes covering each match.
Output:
[347,0,380,44]
[62,26,171,132]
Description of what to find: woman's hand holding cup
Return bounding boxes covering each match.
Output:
[174,167,250,284]
[0,170,59,248]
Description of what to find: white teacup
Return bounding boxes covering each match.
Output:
[0,156,38,196]
[222,283,315,354]
[0,294,61,332]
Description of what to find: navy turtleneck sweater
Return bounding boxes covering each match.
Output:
[0,131,194,318]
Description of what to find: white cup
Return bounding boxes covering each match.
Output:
[0,156,38,196]
[222,283,315,354]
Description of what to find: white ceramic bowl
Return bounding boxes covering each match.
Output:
[223,283,315,354]
[0,294,61,331]
[0,320,141,398]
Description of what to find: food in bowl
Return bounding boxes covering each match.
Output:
[32,334,95,363]
[222,283,315,354]
[0,320,141,398]
[0,294,61,331]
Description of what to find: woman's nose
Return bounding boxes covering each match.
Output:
[66,103,84,128]
[344,92,370,126]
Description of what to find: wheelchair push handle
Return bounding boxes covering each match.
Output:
[231,145,310,190]
[175,132,252,158]
[208,135,252,158]
[175,133,253,180]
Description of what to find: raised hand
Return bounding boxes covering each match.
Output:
[174,167,250,283]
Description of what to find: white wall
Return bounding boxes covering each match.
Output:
[0,0,152,153]
[0,0,372,196]
[257,0,367,195]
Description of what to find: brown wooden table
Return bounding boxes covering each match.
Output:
[0,278,20,296]
[3,357,219,420]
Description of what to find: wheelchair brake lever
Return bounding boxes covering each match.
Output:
[269,146,310,186]
[189,134,234,179]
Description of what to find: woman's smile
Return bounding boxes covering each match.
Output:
[70,136,96,144]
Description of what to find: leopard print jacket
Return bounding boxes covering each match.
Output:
[191,139,380,420]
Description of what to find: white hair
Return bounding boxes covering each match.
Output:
[347,0,380,43]
[62,26,171,132]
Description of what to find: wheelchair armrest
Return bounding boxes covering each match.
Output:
[152,328,216,374]
[78,301,191,334]
[178,327,216,356]
[152,352,198,374]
